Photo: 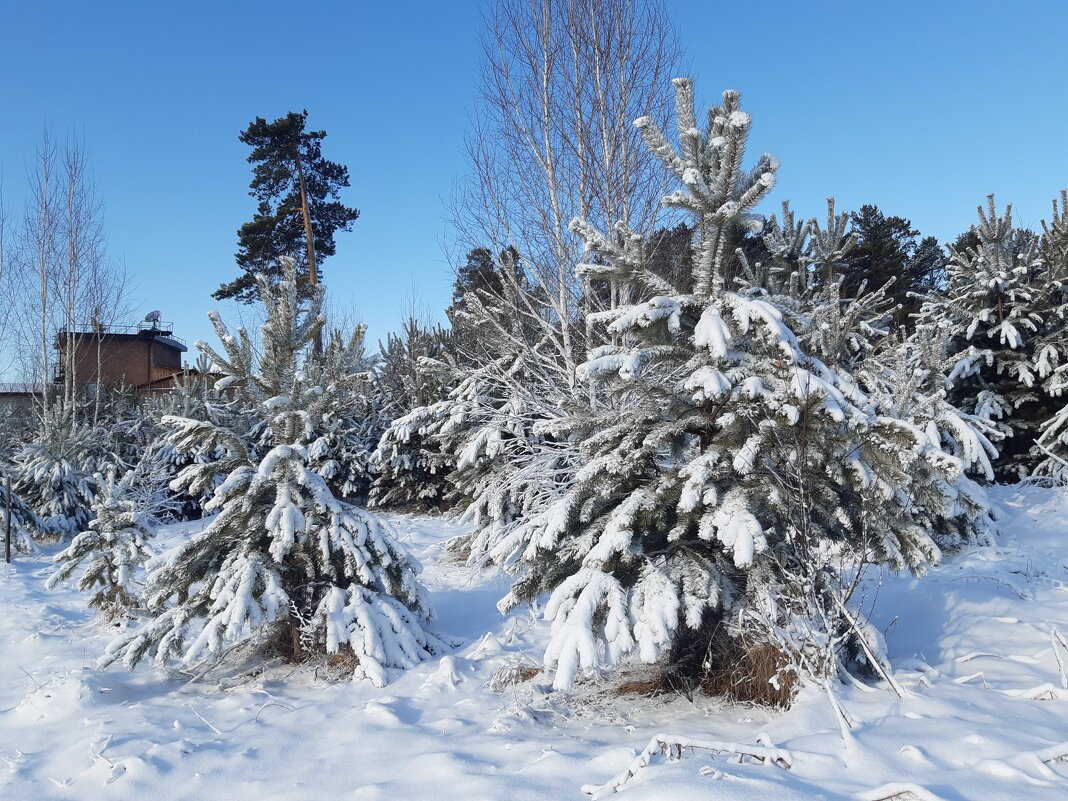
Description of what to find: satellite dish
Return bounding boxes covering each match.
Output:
[144,310,162,323]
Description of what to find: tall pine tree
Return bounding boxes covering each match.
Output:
[215,111,359,302]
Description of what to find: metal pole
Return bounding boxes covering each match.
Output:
[4,473,11,564]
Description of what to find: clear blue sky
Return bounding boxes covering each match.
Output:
[2,1,1066,356]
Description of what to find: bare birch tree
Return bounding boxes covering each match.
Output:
[0,173,13,381]
[15,130,62,413]
[451,0,681,385]
[11,131,131,423]
[59,137,132,423]
[369,1,684,542]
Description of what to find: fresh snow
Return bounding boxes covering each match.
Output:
[3,486,1068,799]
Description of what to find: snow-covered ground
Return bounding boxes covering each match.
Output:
[2,485,1067,800]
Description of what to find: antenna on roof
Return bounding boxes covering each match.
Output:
[144,310,162,324]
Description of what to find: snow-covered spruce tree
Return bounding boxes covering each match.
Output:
[46,466,154,618]
[379,357,520,517]
[1030,191,1068,479]
[438,363,574,560]
[102,261,438,685]
[501,79,991,694]
[747,198,892,375]
[370,404,453,509]
[305,326,380,503]
[0,470,41,554]
[746,199,997,520]
[394,352,578,567]
[1034,191,1068,397]
[917,197,1045,478]
[11,404,108,539]
[370,319,457,509]
[94,382,148,472]
[858,327,998,538]
[133,368,220,521]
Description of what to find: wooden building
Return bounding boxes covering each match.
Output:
[54,319,190,397]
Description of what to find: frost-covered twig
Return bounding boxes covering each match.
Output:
[178,640,247,685]
[944,574,1030,600]
[254,700,295,721]
[1051,627,1068,689]
[88,740,115,769]
[829,591,907,698]
[184,702,223,735]
[580,733,791,798]
[999,682,1060,700]
[824,678,858,759]
[954,651,1001,663]
[1035,442,1068,473]
[952,671,988,688]
[17,665,43,690]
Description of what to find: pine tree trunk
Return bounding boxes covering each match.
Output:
[294,149,323,356]
[294,150,317,289]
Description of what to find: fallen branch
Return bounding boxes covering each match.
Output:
[825,678,858,759]
[830,592,907,698]
[581,733,791,797]
[1037,741,1068,764]
[858,782,947,801]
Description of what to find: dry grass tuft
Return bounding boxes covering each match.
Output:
[612,631,798,708]
[322,648,362,678]
[615,675,668,697]
[701,641,797,708]
[442,533,474,564]
[262,619,310,663]
[487,660,542,692]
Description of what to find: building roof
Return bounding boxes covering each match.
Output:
[56,321,188,353]
[0,384,41,395]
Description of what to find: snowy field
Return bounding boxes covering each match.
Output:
[2,485,1068,800]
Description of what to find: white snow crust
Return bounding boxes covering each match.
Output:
[3,486,1068,799]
